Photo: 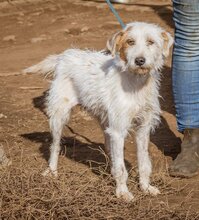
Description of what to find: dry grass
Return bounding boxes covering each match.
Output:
[1,153,199,220]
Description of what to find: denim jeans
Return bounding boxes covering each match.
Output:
[172,0,199,132]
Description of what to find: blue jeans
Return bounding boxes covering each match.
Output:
[172,0,199,132]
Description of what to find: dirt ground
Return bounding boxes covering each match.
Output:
[0,0,199,219]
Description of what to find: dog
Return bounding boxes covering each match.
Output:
[24,22,173,201]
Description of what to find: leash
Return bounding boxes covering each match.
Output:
[105,0,126,29]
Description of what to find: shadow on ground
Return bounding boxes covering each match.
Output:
[21,127,133,176]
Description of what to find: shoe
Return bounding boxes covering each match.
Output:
[169,128,199,178]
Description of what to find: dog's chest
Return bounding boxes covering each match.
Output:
[112,86,153,118]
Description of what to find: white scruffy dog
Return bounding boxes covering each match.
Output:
[24,22,173,201]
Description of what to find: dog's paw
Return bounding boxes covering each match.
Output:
[142,185,160,196]
[42,167,58,177]
[116,188,134,202]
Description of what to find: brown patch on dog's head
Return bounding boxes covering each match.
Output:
[161,31,173,57]
[106,27,133,62]
[117,27,134,62]
[106,31,122,56]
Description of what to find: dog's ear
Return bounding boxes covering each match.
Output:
[161,31,173,57]
[106,31,123,56]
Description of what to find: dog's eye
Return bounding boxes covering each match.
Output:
[126,39,135,46]
[147,39,155,46]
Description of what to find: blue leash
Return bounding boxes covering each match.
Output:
[105,0,126,29]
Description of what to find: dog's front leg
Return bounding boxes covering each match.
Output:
[106,128,134,202]
[135,125,160,195]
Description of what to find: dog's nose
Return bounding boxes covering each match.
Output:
[135,57,146,66]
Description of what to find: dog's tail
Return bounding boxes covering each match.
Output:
[23,54,59,77]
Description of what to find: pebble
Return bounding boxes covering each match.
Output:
[30,35,48,43]
[27,22,33,27]
[51,15,67,23]
[31,11,42,16]
[81,26,89,32]
[2,35,16,42]
[63,29,70,34]
[105,21,120,26]
[17,21,23,25]
[0,113,7,119]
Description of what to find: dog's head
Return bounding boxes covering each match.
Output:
[106,22,173,75]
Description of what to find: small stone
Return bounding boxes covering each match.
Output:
[27,22,33,27]
[30,35,47,43]
[2,35,16,42]
[63,29,70,34]
[51,15,67,23]
[81,26,89,32]
[0,113,7,119]
[105,21,120,25]
[31,37,43,43]
[32,11,42,16]
[17,21,23,25]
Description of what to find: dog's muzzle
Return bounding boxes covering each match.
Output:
[127,57,150,75]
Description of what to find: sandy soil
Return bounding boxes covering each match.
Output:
[0,0,199,219]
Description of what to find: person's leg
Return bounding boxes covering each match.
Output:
[170,0,199,177]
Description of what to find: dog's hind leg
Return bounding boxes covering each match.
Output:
[135,125,160,195]
[43,77,78,177]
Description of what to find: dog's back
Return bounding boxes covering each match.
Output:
[24,49,112,78]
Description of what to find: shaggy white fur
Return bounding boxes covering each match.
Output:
[24,22,173,201]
